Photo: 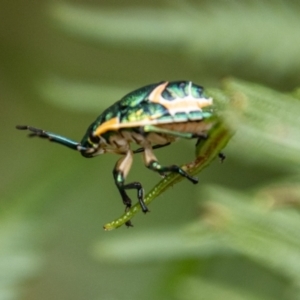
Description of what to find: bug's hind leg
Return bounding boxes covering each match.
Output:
[195,134,208,147]
[218,152,226,163]
[113,150,149,213]
[148,161,198,184]
[142,145,198,184]
[194,133,226,163]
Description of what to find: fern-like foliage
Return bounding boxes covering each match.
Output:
[2,1,300,300]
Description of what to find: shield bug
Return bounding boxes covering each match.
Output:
[17,81,216,217]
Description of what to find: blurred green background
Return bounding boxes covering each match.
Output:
[1,0,300,299]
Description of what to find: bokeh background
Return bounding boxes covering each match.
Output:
[1,1,300,299]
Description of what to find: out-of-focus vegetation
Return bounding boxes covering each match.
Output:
[1,1,300,299]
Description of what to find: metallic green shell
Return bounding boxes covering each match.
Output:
[80,81,214,147]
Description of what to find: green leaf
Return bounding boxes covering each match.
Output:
[51,1,300,78]
[222,79,300,167]
[176,277,268,300]
[93,226,232,263]
[0,216,43,300]
[197,185,300,281]
[51,3,191,50]
[38,77,130,112]
[0,162,81,300]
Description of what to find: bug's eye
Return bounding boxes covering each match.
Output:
[89,134,100,144]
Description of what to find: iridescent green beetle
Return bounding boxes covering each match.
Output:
[17,81,215,215]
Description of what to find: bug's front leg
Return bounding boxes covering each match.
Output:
[113,150,149,213]
[16,125,87,151]
[143,146,198,184]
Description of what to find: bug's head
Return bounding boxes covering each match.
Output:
[79,133,105,158]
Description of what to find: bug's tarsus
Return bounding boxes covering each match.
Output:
[158,171,167,178]
[218,152,226,163]
[124,206,134,227]
[195,134,209,147]
[16,125,46,137]
[125,220,134,227]
[147,160,198,184]
[16,124,83,151]
[16,125,29,130]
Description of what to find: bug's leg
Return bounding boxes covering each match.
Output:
[16,125,86,152]
[143,145,198,184]
[125,220,134,227]
[218,152,226,163]
[148,161,199,184]
[113,150,149,213]
[113,150,134,209]
[195,134,208,147]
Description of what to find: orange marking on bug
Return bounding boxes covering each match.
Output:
[148,81,169,104]
[149,81,213,115]
[159,97,213,115]
[94,117,160,136]
[94,117,120,136]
